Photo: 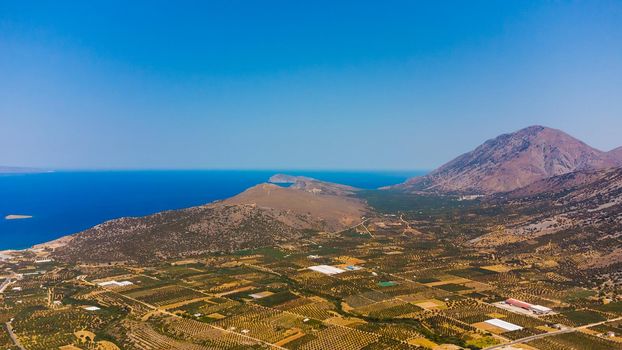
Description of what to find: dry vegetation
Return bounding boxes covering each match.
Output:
[3,173,622,349]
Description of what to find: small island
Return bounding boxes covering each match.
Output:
[5,214,33,220]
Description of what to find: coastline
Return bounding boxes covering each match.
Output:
[0,170,421,251]
[0,234,74,261]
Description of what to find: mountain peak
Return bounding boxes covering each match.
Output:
[394,126,621,194]
[518,124,547,133]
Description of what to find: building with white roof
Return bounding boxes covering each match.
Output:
[529,304,552,314]
[97,280,134,287]
[308,265,346,275]
[484,318,523,331]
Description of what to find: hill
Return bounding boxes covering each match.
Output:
[391,126,621,194]
[225,182,365,230]
[48,176,368,263]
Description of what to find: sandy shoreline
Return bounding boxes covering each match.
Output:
[31,235,74,251]
[0,234,73,260]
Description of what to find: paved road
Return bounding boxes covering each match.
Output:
[484,329,573,349]
[5,322,26,350]
[484,316,622,349]
[0,278,12,293]
[334,218,370,234]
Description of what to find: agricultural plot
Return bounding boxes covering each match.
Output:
[212,304,312,344]
[282,298,337,320]
[449,267,498,280]
[77,266,135,280]
[436,283,473,293]
[11,307,121,350]
[254,291,298,307]
[291,326,379,350]
[81,290,152,317]
[592,301,622,315]
[351,298,424,319]
[527,331,622,350]
[125,285,206,307]
[356,322,422,341]
[154,265,207,280]
[542,309,608,327]
[126,320,239,350]
[156,316,271,349]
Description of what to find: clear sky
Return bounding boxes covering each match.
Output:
[1,1,621,170]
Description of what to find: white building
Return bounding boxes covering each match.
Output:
[308,265,346,275]
[484,318,523,331]
[97,280,134,287]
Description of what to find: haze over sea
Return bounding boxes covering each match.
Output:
[0,170,424,250]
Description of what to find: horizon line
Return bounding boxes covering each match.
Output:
[5,167,430,173]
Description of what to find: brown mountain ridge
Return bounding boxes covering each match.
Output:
[391,125,622,194]
[49,176,368,263]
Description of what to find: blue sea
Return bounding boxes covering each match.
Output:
[0,170,424,250]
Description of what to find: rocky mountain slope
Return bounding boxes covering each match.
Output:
[472,167,622,268]
[505,166,622,201]
[609,146,622,162]
[50,176,368,263]
[392,125,621,194]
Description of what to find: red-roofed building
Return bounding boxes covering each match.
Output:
[505,298,552,315]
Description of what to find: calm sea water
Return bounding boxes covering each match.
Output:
[0,170,424,250]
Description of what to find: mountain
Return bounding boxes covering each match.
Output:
[392,125,621,194]
[48,176,368,263]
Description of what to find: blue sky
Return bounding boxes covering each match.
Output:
[1,1,621,170]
